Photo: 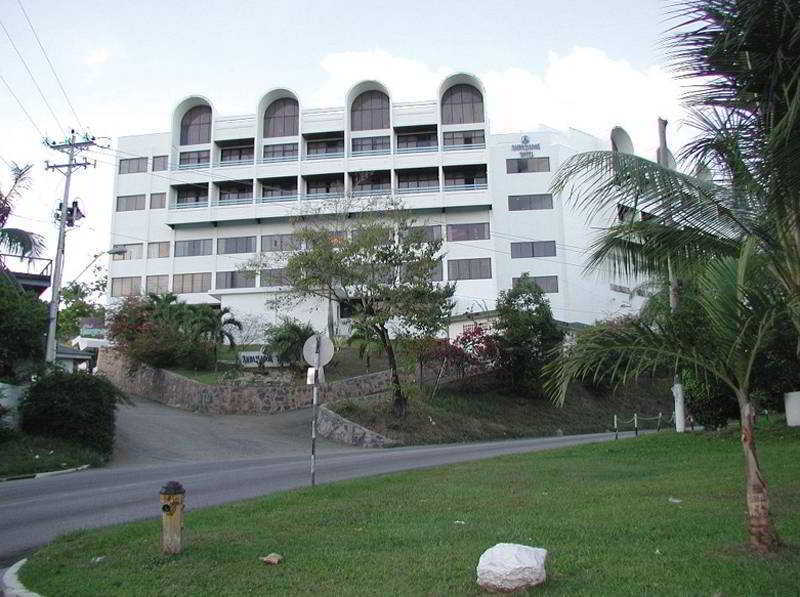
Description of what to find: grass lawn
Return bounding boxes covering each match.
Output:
[0,432,106,478]
[20,421,799,596]
[331,379,676,445]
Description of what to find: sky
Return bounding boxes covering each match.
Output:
[0,0,692,295]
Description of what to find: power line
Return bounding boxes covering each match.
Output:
[0,17,64,132]
[0,71,44,137]
[15,0,83,129]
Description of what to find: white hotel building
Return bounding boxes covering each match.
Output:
[108,73,642,336]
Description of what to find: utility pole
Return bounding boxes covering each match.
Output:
[657,118,686,433]
[43,131,97,363]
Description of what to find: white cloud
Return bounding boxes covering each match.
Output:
[314,47,688,158]
[85,48,111,66]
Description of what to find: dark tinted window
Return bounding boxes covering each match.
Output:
[506,157,550,173]
[510,241,557,258]
[264,98,299,137]
[447,258,491,280]
[351,90,389,131]
[441,84,484,124]
[180,105,211,145]
[508,194,553,211]
[447,223,490,241]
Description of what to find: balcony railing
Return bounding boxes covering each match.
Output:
[443,183,488,192]
[305,191,345,200]
[350,148,391,157]
[215,159,255,167]
[351,188,391,197]
[176,162,210,170]
[0,254,52,276]
[396,186,440,195]
[212,195,253,207]
[303,151,345,161]
[443,143,486,151]
[259,155,298,164]
[395,145,438,154]
[260,194,300,203]
[170,200,209,209]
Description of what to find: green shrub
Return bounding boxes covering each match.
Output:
[682,370,739,430]
[0,402,13,443]
[263,317,315,370]
[0,279,48,381]
[19,371,125,455]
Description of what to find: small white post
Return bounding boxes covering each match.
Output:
[311,335,320,487]
[614,414,618,440]
[634,413,639,437]
[673,382,686,432]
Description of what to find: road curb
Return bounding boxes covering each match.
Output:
[2,559,42,597]
[1,464,90,483]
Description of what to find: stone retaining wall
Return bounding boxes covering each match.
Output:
[317,404,400,448]
[96,349,396,415]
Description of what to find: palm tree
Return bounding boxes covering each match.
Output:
[347,320,385,372]
[0,163,44,276]
[263,317,315,370]
[547,0,799,553]
[188,305,242,368]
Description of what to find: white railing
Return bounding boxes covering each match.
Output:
[176,162,210,170]
[351,188,390,197]
[443,183,488,192]
[259,155,298,164]
[305,191,345,200]
[170,200,209,209]
[396,186,440,195]
[395,145,438,154]
[212,196,254,207]
[260,194,300,203]
[303,151,345,160]
[215,159,255,167]
[442,143,486,151]
[350,148,391,157]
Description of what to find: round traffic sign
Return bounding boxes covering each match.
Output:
[302,334,335,367]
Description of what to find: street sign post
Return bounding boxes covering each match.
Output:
[304,334,335,486]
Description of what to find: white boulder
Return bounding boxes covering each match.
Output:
[476,543,548,592]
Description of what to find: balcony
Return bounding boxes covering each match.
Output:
[444,183,488,192]
[396,186,439,195]
[260,194,301,203]
[211,195,253,207]
[443,143,486,151]
[304,151,345,161]
[170,199,209,209]
[215,158,255,168]
[176,162,210,171]
[395,145,438,154]
[305,191,345,200]
[1,254,52,296]
[350,148,391,157]
[259,155,297,164]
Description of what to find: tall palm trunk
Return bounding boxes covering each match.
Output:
[737,395,781,553]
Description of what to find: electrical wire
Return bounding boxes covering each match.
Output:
[15,0,83,129]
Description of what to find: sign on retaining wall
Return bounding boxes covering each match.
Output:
[238,351,282,368]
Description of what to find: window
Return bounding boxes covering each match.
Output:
[112,243,143,260]
[405,225,442,242]
[506,157,550,174]
[263,143,298,160]
[261,268,288,287]
[111,276,141,297]
[218,182,253,202]
[430,259,444,281]
[447,223,490,241]
[510,241,557,258]
[307,139,344,156]
[352,136,390,154]
[216,271,255,289]
[508,194,553,211]
[147,241,170,258]
[396,169,439,190]
[217,236,256,254]
[512,275,558,293]
[441,84,484,124]
[176,187,208,206]
[146,275,169,294]
[174,239,212,257]
[444,166,487,187]
[173,272,211,293]
[220,146,254,163]
[352,171,390,192]
[150,193,166,209]
[351,90,390,131]
[262,178,298,198]
[179,150,210,166]
[116,194,145,212]
[264,98,299,137]
[338,300,358,319]
[262,234,299,252]
[396,132,437,150]
[447,258,492,280]
[180,105,211,145]
[118,157,147,174]
[443,130,485,146]
[307,176,344,195]
[152,155,168,171]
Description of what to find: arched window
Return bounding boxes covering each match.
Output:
[180,105,212,145]
[264,98,299,138]
[351,90,389,131]
[441,85,484,125]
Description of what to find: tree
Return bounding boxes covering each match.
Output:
[0,163,44,278]
[493,274,564,394]
[187,305,243,368]
[263,318,315,370]
[547,0,799,554]
[57,266,107,342]
[243,196,455,417]
[0,278,48,381]
[346,320,385,372]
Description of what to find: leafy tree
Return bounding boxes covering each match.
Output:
[0,278,48,381]
[263,317,315,370]
[0,163,44,277]
[244,196,455,417]
[493,274,564,394]
[346,320,385,372]
[57,266,107,342]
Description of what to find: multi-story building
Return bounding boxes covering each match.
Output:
[108,73,643,338]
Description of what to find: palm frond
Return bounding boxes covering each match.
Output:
[0,228,45,258]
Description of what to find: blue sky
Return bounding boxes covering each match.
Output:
[0,0,687,286]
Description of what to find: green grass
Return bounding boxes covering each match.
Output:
[0,431,106,478]
[331,379,676,445]
[20,422,800,596]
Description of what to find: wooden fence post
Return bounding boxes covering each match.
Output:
[160,481,185,555]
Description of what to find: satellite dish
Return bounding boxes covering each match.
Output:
[610,127,635,155]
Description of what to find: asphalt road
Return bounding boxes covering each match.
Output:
[0,430,639,567]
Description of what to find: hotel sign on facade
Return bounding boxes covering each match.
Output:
[511,135,541,158]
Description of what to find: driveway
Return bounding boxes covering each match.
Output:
[113,398,354,467]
